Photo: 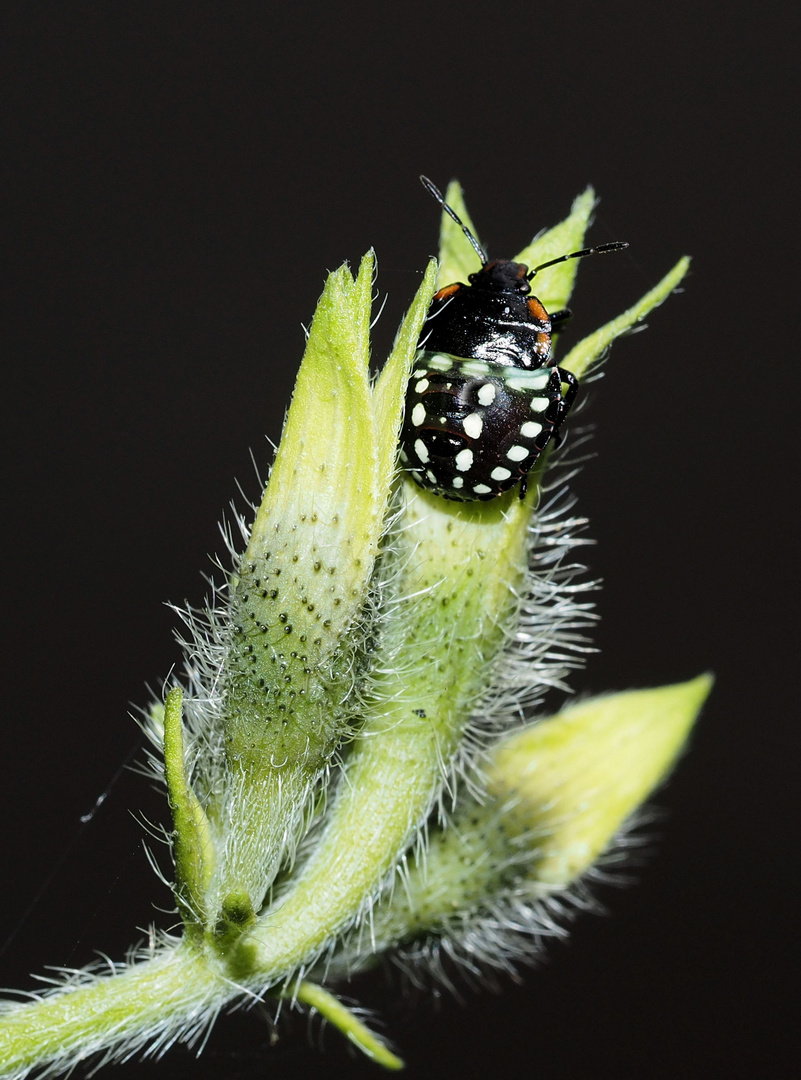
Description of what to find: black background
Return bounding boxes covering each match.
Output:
[2,3,798,1078]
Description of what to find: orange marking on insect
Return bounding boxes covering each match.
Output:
[527,296,550,323]
[433,283,462,302]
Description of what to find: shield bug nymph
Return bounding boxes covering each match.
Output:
[401,176,627,501]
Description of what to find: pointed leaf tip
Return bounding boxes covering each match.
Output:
[562,255,692,379]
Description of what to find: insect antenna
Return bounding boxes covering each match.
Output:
[420,175,488,265]
[527,241,629,279]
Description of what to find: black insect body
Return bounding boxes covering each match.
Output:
[401,260,577,502]
[401,177,626,502]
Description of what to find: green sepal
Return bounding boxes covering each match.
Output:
[514,187,596,312]
[162,687,214,937]
[562,256,691,379]
[291,982,404,1071]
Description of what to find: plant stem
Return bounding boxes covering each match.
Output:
[0,944,224,1078]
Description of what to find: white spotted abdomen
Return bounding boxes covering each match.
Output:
[400,350,566,501]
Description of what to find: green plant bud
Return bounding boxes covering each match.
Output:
[207,255,437,912]
[327,676,712,974]
[223,252,379,774]
[491,675,713,885]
